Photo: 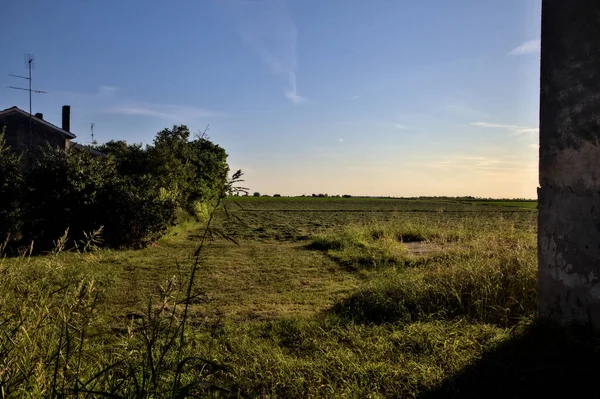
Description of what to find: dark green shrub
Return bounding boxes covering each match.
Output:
[0,128,23,242]
[20,145,115,250]
[1,124,230,251]
[20,146,177,250]
[96,176,177,247]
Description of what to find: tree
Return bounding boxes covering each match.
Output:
[185,136,229,205]
[100,125,231,217]
[97,140,151,178]
[147,125,230,214]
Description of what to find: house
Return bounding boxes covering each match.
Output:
[0,105,77,166]
[71,143,106,157]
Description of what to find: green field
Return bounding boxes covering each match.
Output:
[460,200,538,209]
[2,197,597,398]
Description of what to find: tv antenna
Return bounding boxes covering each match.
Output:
[91,123,97,145]
[8,54,47,152]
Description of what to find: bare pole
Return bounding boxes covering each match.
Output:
[28,57,32,151]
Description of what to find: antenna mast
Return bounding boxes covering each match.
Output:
[8,54,47,152]
[91,123,96,145]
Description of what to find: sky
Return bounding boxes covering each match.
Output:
[0,0,541,198]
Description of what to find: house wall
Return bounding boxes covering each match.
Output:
[0,112,71,164]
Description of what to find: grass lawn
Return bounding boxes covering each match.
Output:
[1,197,597,398]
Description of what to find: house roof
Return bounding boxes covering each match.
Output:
[72,143,106,157]
[0,106,77,139]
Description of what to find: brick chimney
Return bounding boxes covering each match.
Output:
[62,105,70,132]
[34,112,43,120]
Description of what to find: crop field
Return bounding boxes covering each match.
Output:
[2,197,598,398]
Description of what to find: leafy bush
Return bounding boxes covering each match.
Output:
[19,146,177,250]
[0,128,23,242]
[96,176,177,247]
[1,124,232,251]
[20,145,117,250]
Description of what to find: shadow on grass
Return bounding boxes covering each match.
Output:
[420,320,600,399]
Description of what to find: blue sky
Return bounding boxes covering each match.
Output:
[0,0,541,198]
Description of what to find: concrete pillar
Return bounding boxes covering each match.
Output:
[538,0,600,326]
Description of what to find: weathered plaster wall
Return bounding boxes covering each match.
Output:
[538,0,600,326]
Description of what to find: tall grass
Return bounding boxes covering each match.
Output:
[201,316,509,398]
[0,170,245,398]
[314,216,537,325]
[310,217,479,270]
[0,248,112,397]
[333,249,536,325]
[0,195,546,397]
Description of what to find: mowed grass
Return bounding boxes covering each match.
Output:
[2,197,598,398]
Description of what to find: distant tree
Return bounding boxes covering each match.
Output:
[273,194,281,197]
[253,192,261,197]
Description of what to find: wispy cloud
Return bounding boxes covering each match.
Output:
[107,104,225,121]
[471,121,538,136]
[394,123,407,130]
[50,85,120,101]
[508,39,541,55]
[443,102,490,119]
[98,85,119,96]
[237,0,305,105]
[419,155,536,175]
[349,95,360,100]
[53,85,224,122]
[284,72,306,104]
[337,137,344,143]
